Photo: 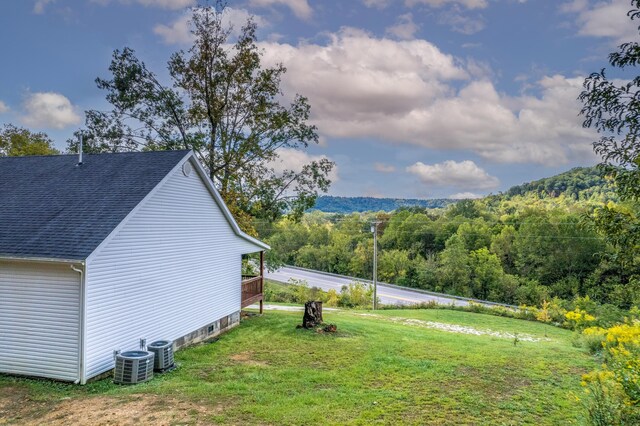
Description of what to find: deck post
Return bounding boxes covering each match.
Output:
[259,250,264,314]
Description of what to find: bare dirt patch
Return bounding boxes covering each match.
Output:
[1,392,222,426]
[230,351,268,367]
[0,386,51,424]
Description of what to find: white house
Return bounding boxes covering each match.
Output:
[0,150,269,384]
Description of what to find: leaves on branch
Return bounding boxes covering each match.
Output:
[68,4,333,233]
[579,0,640,201]
[0,124,59,157]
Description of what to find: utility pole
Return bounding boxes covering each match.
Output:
[371,221,380,310]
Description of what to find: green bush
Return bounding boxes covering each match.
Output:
[263,279,328,304]
[338,281,375,308]
[582,374,626,426]
[580,327,607,354]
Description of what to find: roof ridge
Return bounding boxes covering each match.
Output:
[0,149,192,160]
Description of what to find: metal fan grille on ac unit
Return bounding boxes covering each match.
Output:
[113,351,154,384]
[147,340,175,372]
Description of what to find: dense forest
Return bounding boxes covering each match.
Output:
[260,166,639,310]
[502,166,614,200]
[312,196,454,213]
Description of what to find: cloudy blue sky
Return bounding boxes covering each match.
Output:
[0,0,637,198]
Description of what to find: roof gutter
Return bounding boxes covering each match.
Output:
[0,256,85,264]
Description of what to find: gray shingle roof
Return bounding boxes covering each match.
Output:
[0,150,191,260]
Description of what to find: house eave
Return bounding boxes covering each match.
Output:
[0,255,85,264]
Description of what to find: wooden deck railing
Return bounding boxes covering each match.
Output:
[241,276,263,308]
[241,251,264,313]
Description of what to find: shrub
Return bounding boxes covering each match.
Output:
[565,309,596,330]
[264,280,296,303]
[592,303,626,328]
[581,327,607,354]
[602,323,640,403]
[338,281,375,308]
[581,371,626,426]
[263,279,328,305]
[326,289,339,307]
[581,322,640,425]
[536,300,553,323]
[515,305,539,321]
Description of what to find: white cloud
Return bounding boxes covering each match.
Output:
[259,30,596,166]
[0,101,8,114]
[154,13,192,45]
[405,0,488,10]
[33,0,54,14]
[154,8,266,45]
[449,192,482,199]
[248,0,312,20]
[439,9,485,34]
[406,160,499,190]
[135,0,194,9]
[91,0,195,10]
[260,27,468,117]
[21,92,81,130]
[271,148,339,183]
[363,0,391,9]
[560,0,587,14]
[561,0,638,43]
[364,0,488,9]
[374,162,396,173]
[386,13,419,40]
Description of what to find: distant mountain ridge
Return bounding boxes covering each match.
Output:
[500,166,615,202]
[312,166,615,214]
[311,196,454,213]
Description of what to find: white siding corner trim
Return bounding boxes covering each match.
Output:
[0,260,80,382]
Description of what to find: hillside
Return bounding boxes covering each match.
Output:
[501,166,615,202]
[312,166,615,214]
[312,196,454,213]
[0,308,596,425]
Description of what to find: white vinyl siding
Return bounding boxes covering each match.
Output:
[84,159,255,380]
[0,261,80,382]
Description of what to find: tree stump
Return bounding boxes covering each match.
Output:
[302,301,323,329]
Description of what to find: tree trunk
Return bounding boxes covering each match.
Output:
[302,301,323,329]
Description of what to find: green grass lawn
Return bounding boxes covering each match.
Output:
[0,309,596,425]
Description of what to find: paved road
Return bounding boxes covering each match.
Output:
[265,266,471,307]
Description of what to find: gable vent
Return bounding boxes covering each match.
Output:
[182,162,193,177]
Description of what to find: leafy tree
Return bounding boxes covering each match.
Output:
[469,248,505,301]
[70,5,333,231]
[295,245,331,272]
[349,240,373,280]
[0,124,59,157]
[264,218,309,267]
[512,210,603,286]
[455,219,492,252]
[579,0,640,305]
[437,234,471,296]
[446,199,482,219]
[588,202,640,274]
[490,225,517,274]
[378,249,413,283]
[579,0,640,201]
[379,211,436,255]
